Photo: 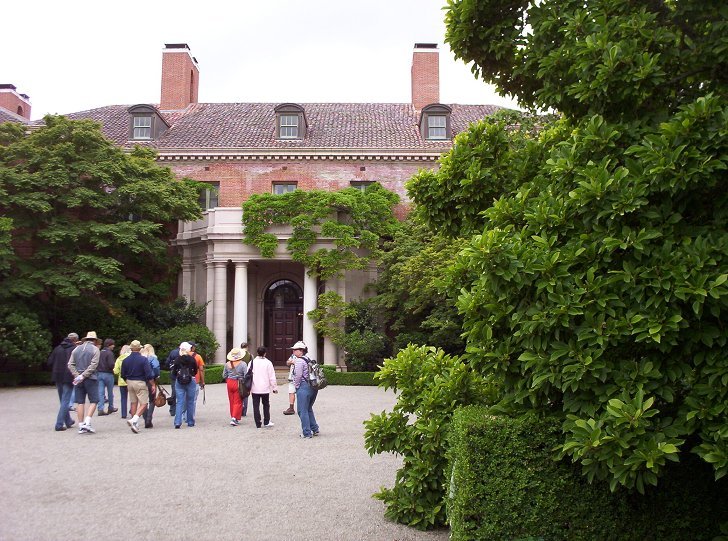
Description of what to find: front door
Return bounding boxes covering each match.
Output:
[264,280,303,366]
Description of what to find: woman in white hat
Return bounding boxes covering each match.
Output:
[290,340,320,438]
[223,347,248,426]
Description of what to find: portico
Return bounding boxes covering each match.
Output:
[173,208,367,366]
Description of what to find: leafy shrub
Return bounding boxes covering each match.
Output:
[363,345,496,529]
[448,407,728,541]
[0,305,52,370]
[154,323,219,364]
[159,364,223,386]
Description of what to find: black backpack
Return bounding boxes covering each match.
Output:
[177,365,192,385]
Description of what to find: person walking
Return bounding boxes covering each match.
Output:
[178,342,205,422]
[164,345,180,417]
[47,332,78,431]
[120,340,156,434]
[68,331,101,434]
[171,342,198,429]
[141,344,160,429]
[239,342,252,417]
[222,348,248,426]
[96,338,118,416]
[250,346,278,429]
[291,340,319,439]
[283,352,297,415]
[113,344,131,419]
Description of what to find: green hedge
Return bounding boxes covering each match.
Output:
[322,365,376,385]
[158,364,224,386]
[0,371,53,387]
[448,407,728,541]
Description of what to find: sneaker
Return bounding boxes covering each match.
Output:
[264,422,275,428]
[127,419,139,433]
[299,434,312,439]
[230,418,238,426]
[85,424,95,434]
[108,407,118,414]
[55,426,67,431]
[313,430,320,436]
[78,423,88,434]
[97,410,107,416]
[66,420,75,429]
[283,406,295,415]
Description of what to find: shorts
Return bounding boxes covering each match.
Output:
[288,382,295,394]
[127,379,150,406]
[74,378,99,404]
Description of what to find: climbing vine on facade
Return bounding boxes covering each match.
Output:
[241,183,400,280]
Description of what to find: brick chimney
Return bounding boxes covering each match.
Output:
[0,84,31,120]
[411,43,439,111]
[160,43,199,111]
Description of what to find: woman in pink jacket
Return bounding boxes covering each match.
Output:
[249,346,278,429]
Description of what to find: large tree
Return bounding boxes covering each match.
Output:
[0,116,203,349]
[406,0,728,492]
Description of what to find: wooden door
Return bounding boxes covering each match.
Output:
[269,307,299,365]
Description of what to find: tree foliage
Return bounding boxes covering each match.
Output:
[402,0,728,493]
[241,183,400,280]
[0,115,204,346]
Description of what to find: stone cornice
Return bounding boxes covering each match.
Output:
[155,148,445,162]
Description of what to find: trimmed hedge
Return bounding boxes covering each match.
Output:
[322,365,376,385]
[448,407,728,541]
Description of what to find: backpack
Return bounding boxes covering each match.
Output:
[177,364,192,385]
[305,357,328,390]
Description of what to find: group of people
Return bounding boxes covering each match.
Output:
[48,332,320,438]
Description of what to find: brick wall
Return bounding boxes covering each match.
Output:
[0,86,31,119]
[168,158,430,216]
[160,48,199,110]
[411,45,440,111]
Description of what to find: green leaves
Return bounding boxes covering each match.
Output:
[241,183,399,280]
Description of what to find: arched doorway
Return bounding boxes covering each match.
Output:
[264,279,303,366]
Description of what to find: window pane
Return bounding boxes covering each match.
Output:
[279,114,299,138]
[427,115,447,139]
[198,182,220,210]
[133,116,152,139]
[350,181,374,192]
[273,183,297,195]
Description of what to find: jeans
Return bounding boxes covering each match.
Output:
[252,393,270,428]
[119,386,128,418]
[143,381,155,426]
[295,381,319,437]
[55,382,74,429]
[174,380,197,427]
[97,372,115,411]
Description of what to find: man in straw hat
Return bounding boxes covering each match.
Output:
[68,331,101,434]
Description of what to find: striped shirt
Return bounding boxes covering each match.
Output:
[293,356,310,389]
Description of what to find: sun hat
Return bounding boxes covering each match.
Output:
[227,348,244,361]
[288,340,307,350]
[82,331,98,341]
[129,340,142,349]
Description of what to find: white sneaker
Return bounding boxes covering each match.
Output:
[78,423,88,434]
[85,424,95,434]
[129,420,139,433]
[230,418,238,426]
[264,422,275,428]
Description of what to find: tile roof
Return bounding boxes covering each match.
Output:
[33,102,502,152]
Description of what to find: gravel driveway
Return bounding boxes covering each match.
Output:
[0,384,449,541]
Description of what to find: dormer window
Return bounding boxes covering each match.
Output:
[420,104,452,141]
[128,104,169,141]
[133,116,152,139]
[275,103,307,140]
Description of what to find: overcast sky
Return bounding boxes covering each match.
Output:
[2,0,519,121]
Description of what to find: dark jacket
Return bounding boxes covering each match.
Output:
[171,354,198,381]
[98,347,116,373]
[47,338,76,384]
[121,352,153,382]
[164,348,179,371]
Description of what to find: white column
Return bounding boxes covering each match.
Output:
[323,278,339,366]
[212,260,228,364]
[205,260,214,329]
[303,267,318,361]
[233,262,248,348]
[337,275,347,369]
[181,263,194,301]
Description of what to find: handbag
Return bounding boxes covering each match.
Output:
[154,384,168,408]
[239,359,253,399]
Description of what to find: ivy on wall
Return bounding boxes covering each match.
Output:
[241,183,400,280]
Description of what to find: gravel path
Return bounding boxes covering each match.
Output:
[0,384,449,541]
